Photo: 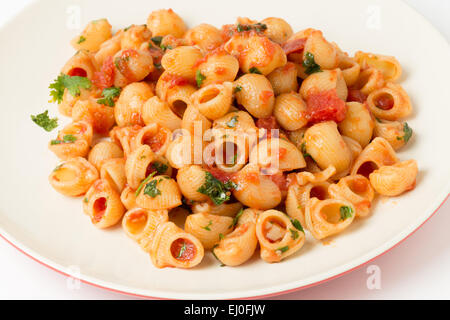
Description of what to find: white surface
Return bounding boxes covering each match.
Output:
[0,0,449,300]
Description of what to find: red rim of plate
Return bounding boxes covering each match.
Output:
[0,193,448,300]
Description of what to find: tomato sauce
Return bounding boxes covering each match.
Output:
[269,172,288,191]
[375,94,394,110]
[92,56,115,90]
[306,90,347,124]
[260,90,274,103]
[68,67,87,77]
[347,88,367,103]
[171,238,196,261]
[93,197,107,223]
[281,38,306,55]
[205,166,235,184]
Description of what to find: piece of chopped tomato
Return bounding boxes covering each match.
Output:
[306,90,347,124]
[347,88,367,103]
[281,38,306,55]
[92,56,115,90]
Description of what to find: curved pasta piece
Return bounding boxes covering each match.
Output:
[303,30,339,70]
[109,125,142,158]
[83,179,125,228]
[161,46,203,80]
[249,137,306,172]
[133,124,172,156]
[338,102,374,148]
[125,145,157,189]
[328,175,375,217]
[100,158,126,193]
[113,49,154,87]
[211,133,249,173]
[355,51,402,82]
[267,62,298,96]
[142,96,182,131]
[338,56,360,87]
[369,160,418,196]
[49,157,98,197]
[352,68,385,95]
[114,82,154,127]
[195,50,239,86]
[88,141,123,171]
[260,17,293,44]
[150,222,204,269]
[273,92,308,131]
[294,165,336,186]
[256,210,305,263]
[72,99,116,135]
[165,133,205,169]
[285,181,331,227]
[181,104,212,137]
[350,137,399,177]
[176,165,210,202]
[192,201,243,218]
[122,208,169,252]
[71,19,112,52]
[367,82,412,121]
[135,175,182,210]
[373,119,411,150]
[185,212,233,249]
[305,198,355,239]
[61,50,96,80]
[120,185,137,210]
[191,82,233,120]
[304,121,352,176]
[232,164,282,210]
[49,121,93,160]
[300,69,347,101]
[184,23,223,51]
[234,74,275,118]
[120,24,151,50]
[147,9,187,38]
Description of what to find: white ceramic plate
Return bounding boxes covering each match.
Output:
[0,0,449,299]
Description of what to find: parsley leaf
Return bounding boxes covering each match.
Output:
[291,219,304,233]
[49,74,91,103]
[219,233,225,240]
[196,70,206,87]
[152,162,168,174]
[97,87,121,107]
[135,172,157,197]
[397,122,413,143]
[202,220,213,231]
[277,246,289,253]
[233,85,242,93]
[229,208,244,229]
[176,242,187,259]
[301,142,311,158]
[50,134,77,145]
[236,23,267,33]
[143,179,161,198]
[289,228,299,240]
[249,67,262,74]
[226,115,239,128]
[197,172,235,205]
[77,36,86,44]
[31,110,58,132]
[160,44,173,51]
[212,244,225,267]
[340,206,353,220]
[303,52,322,75]
[151,36,163,46]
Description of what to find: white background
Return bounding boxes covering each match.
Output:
[0,0,448,299]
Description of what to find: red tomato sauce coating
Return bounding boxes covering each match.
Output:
[281,38,306,55]
[68,67,87,77]
[92,56,115,90]
[171,238,196,261]
[347,88,367,103]
[306,90,347,124]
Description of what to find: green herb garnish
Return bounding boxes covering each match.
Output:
[229,208,244,229]
[212,244,225,267]
[301,142,311,158]
[396,122,413,143]
[291,219,304,233]
[176,242,187,259]
[50,134,77,145]
[226,115,238,128]
[135,172,156,197]
[196,70,206,87]
[97,87,121,107]
[303,52,322,75]
[277,246,289,253]
[249,67,262,74]
[143,179,161,198]
[202,220,213,231]
[49,73,91,103]
[152,162,168,174]
[197,172,235,205]
[289,228,299,240]
[151,36,163,46]
[77,36,86,44]
[340,206,353,220]
[233,85,242,93]
[31,110,58,132]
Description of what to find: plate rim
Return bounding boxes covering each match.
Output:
[0,0,449,299]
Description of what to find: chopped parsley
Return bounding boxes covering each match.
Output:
[83,197,89,203]
[219,233,225,240]
[77,36,86,44]
[236,23,267,33]
[226,115,239,128]
[233,85,242,93]
[97,87,121,107]
[124,25,133,31]
[151,36,163,46]
[197,172,235,205]
[301,142,311,158]
[176,242,187,259]
[31,110,58,132]
[229,208,244,229]
[249,67,262,74]
[289,228,299,240]
[340,206,353,220]
[154,62,162,70]
[50,134,77,145]
[152,162,168,174]
[143,179,161,198]
[49,73,91,103]
[291,218,304,233]
[303,52,322,75]
[202,220,213,231]
[53,164,64,172]
[160,44,173,51]
[277,246,289,253]
[396,122,413,143]
[196,70,206,87]
[135,172,156,197]
[212,244,225,267]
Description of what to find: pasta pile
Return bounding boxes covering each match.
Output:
[33,9,418,268]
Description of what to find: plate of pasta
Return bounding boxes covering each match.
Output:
[0,0,449,299]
